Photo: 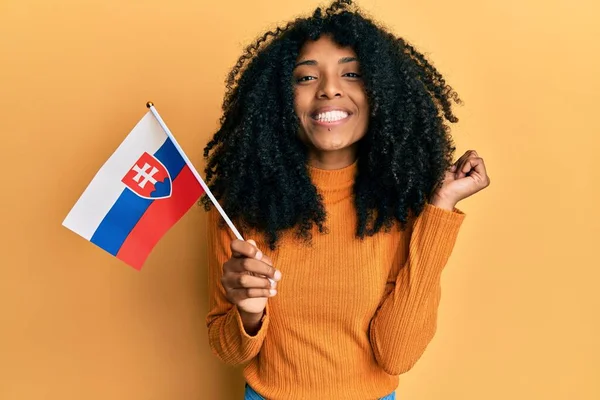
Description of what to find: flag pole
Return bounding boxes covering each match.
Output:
[145,101,244,241]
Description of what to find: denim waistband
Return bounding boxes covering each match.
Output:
[244,383,396,400]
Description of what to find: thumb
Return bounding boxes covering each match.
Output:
[245,239,263,261]
[245,239,274,283]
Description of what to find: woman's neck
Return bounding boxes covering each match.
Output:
[307,146,358,170]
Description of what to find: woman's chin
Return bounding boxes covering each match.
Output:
[312,141,348,152]
[299,129,363,157]
[305,133,350,151]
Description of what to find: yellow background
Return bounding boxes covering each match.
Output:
[1,0,598,398]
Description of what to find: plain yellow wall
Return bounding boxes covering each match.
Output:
[1,0,598,399]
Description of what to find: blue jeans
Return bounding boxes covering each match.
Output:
[245,383,396,399]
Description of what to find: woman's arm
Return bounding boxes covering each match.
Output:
[369,203,465,375]
[205,209,270,365]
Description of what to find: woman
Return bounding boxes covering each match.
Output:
[203,0,490,399]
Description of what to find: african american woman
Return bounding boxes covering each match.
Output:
[202,1,490,399]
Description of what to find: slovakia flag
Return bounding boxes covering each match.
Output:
[63,110,204,270]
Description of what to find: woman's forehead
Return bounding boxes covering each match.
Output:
[297,35,358,59]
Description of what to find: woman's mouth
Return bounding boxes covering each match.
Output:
[311,110,351,127]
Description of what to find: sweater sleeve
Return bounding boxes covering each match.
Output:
[205,209,270,365]
[369,203,466,375]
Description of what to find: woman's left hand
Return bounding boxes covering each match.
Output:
[430,150,491,210]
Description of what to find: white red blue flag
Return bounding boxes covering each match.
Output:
[62,108,205,270]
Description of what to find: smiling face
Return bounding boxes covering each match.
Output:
[293,35,370,169]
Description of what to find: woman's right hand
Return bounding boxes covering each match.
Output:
[222,239,282,319]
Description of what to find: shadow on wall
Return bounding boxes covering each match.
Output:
[191,208,247,400]
[123,206,246,399]
[195,208,247,399]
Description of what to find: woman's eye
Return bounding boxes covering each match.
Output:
[296,76,316,83]
[344,72,362,78]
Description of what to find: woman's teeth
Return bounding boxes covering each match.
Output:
[314,111,349,122]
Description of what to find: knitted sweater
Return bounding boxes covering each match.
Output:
[205,161,465,399]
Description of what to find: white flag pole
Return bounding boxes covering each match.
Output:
[146,101,244,241]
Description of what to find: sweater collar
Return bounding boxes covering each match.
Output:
[307,160,357,203]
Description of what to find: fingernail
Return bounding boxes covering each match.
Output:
[269,278,276,288]
[255,251,263,260]
[274,270,282,281]
[269,289,277,296]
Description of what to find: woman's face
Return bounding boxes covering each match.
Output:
[293,35,369,169]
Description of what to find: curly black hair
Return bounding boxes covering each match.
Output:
[202,0,462,249]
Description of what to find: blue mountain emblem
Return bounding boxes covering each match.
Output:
[150,177,172,198]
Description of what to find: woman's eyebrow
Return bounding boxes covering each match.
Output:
[294,59,317,68]
[339,56,358,64]
[294,56,359,69]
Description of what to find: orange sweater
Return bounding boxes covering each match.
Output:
[205,161,465,399]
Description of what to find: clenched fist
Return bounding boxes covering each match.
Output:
[430,150,491,210]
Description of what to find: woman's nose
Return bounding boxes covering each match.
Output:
[317,75,343,99]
